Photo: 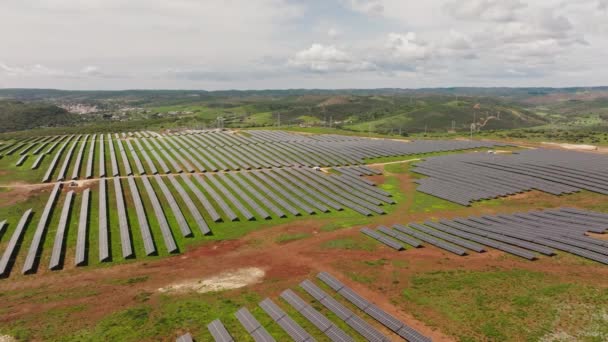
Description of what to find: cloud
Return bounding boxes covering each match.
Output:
[444,0,525,22]
[1,0,607,89]
[288,44,376,72]
[328,28,341,40]
[0,62,125,79]
[0,62,69,77]
[339,0,384,16]
[384,32,430,61]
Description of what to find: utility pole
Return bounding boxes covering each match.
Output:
[277,112,281,128]
[452,120,456,131]
[329,115,333,128]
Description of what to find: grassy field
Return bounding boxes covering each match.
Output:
[401,269,608,341]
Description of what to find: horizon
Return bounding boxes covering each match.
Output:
[2,85,608,92]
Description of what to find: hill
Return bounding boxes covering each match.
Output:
[0,100,78,133]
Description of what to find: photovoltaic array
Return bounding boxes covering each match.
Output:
[175,272,430,342]
[1,130,506,277]
[412,149,608,205]
[361,208,608,264]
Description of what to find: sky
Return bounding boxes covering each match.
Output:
[1,0,607,90]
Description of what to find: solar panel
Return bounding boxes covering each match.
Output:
[85,134,96,178]
[71,134,89,179]
[259,298,315,342]
[194,174,239,221]
[299,280,389,342]
[166,175,210,235]
[22,182,62,274]
[207,174,254,221]
[235,307,276,342]
[126,176,156,256]
[207,319,235,342]
[394,224,467,256]
[229,173,285,218]
[74,188,90,266]
[134,137,161,174]
[108,135,120,176]
[99,134,106,177]
[42,135,74,182]
[175,332,193,342]
[113,177,134,259]
[0,209,32,276]
[141,176,178,253]
[241,172,299,216]
[280,289,353,342]
[15,155,28,167]
[377,225,422,248]
[49,190,75,269]
[360,228,404,251]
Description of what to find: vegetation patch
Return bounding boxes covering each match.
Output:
[400,269,608,341]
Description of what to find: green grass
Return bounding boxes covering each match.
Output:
[408,191,462,213]
[400,269,608,341]
[275,232,311,244]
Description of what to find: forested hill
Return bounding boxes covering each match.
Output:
[0,100,78,133]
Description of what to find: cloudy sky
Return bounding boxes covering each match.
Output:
[1,0,607,90]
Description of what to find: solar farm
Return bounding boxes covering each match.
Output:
[1,129,608,341]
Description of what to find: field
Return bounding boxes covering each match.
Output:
[1,129,608,342]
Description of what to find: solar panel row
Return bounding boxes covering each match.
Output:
[317,272,431,342]
[259,298,315,342]
[114,177,134,259]
[75,188,90,266]
[71,134,89,180]
[49,190,74,269]
[280,289,353,342]
[361,208,608,264]
[413,149,608,205]
[85,134,96,179]
[207,319,234,342]
[141,176,178,253]
[127,175,156,256]
[0,209,32,276]
[235,307,276,342]
[299,279,389,341]
[22,182,62,274]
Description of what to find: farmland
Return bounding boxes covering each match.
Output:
[1,128,608,342]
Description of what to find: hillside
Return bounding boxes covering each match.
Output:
[345,99,547,133]
[2,87,608,135]
[0,100,78,133]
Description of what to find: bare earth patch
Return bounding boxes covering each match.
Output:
[157,267,265,294]
[0,336,17,342]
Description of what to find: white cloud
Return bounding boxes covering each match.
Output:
[0,62,69,77]
[288,44,376,72]
[444,0,525,22]
[385,32,431,61]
